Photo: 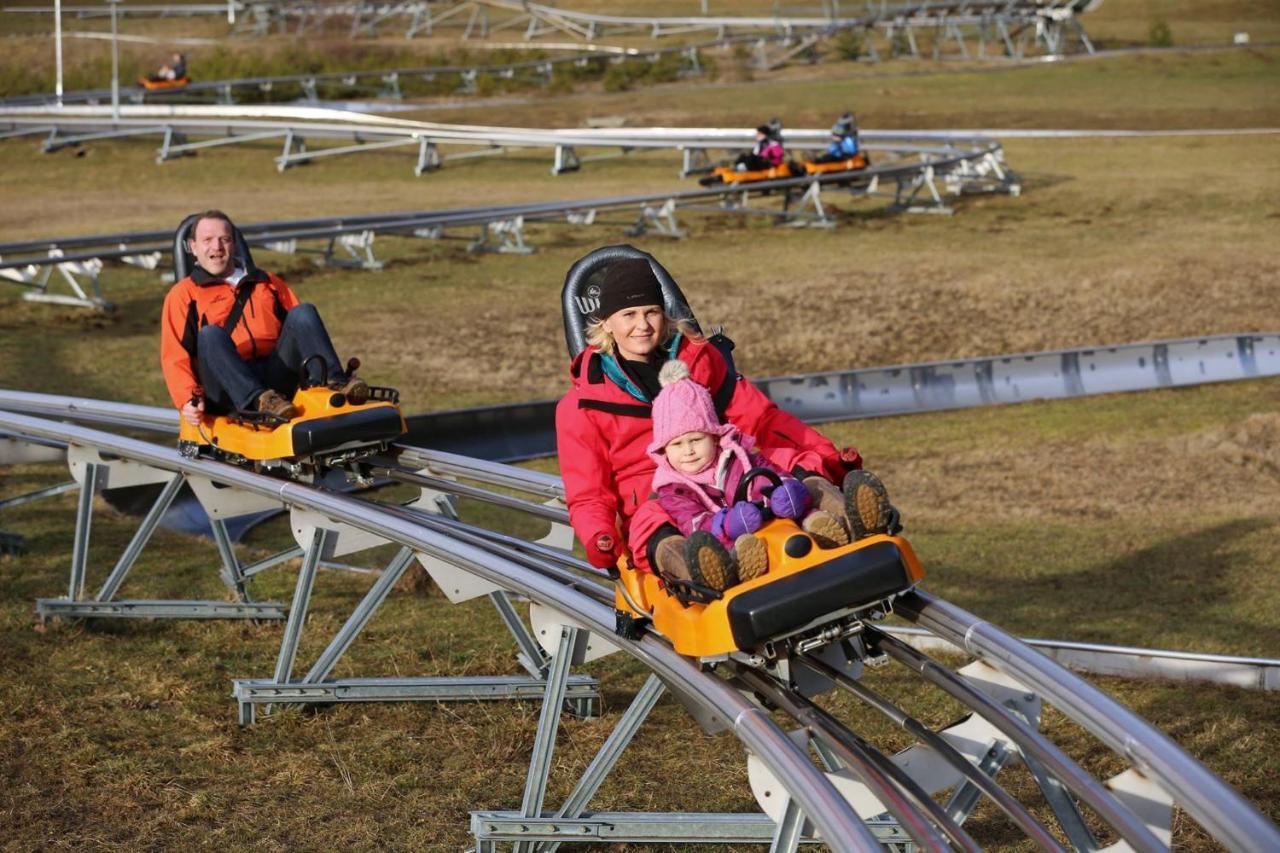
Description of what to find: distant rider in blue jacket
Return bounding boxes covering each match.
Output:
[813,112,866,165]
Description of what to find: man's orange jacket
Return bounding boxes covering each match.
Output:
[159,266,300,409]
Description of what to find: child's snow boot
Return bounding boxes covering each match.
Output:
[803,510,850,549]
[684,531,740,592]
[733,534,769,582]
[843,470,896,540]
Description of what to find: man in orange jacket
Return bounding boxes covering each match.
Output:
[160,210,367,426]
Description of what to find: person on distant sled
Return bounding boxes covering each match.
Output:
[160,210,368,427]
[734,124,786,172]
[812,112,866,165]
[147,52,186,83]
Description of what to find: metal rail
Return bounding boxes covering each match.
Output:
[897,591,1280,851]
[0,408,882,851]
[1,0,1102,110]
[1,407,1277,848]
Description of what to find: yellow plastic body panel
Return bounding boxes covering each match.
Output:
[615,523,923,659]
[177,386,404,461]
[711,162,794,185]
[803,154,868,175]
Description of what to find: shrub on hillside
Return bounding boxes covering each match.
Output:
[833,29,866,61]
[1149,18,1174,47]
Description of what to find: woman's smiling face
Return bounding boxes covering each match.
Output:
[603,304,665,361]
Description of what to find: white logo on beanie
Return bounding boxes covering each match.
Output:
[575,283,602,315]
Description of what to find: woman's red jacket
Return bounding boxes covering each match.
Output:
[555,337,844,569]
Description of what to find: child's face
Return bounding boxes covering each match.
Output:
[664,431,717,474]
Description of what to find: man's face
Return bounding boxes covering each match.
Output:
[189,218,235,277]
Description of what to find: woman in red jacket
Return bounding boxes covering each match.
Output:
[554,257,876,586]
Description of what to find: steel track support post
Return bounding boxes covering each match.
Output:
[552,144,581,175]
[515,625,578,853]
[277,129,308,172]
[680,146,710,177]
[414,138,441,176]
[943,740,1012,825]
[67,462,103,601]
[490,590,550,678]
[271,527,328,689]
[302,546,415,684]
[379,72,402,100]
[211,517,252,602]
[537,674,666,853]
[769,795,805,853]
[95,472,184,602]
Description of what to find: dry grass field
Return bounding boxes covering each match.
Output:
[1,7,1278,851]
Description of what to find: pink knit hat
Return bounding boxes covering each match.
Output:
[646,360,730,456]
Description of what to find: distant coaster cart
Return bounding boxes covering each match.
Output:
[137,75,190,92]
[698,153,870,187]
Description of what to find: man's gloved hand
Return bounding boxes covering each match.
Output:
[182,397,204,427]
[768,478,811,519]
[839,445,863,472]
[723,501,765,540]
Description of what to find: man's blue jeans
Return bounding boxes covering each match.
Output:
[196,303,345,413]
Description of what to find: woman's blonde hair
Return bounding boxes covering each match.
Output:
[585,312,703,357]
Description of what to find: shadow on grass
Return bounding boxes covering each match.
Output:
[923,517,1278,653]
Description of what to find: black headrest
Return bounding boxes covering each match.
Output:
[173,213,256,281]
[561,244,699,358]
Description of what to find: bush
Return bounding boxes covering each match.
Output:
[1149,18,1173,47]
[833,29,865,61]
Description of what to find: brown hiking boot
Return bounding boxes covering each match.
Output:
[683,531,739,592]
[256,389,299,420]
[653,534,691,583]
[843,470,894,540]
[803,510,850,549]
[804,476,852,537]
[734,534,769,582]
[331,374,370,405]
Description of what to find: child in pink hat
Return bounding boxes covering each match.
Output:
[648,360,852,593]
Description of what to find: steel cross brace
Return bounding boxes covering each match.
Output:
[35,467,284,622]
[470,812,914,849]
[235,542,599,725]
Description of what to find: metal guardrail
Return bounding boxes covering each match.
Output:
[0,332,1276,460]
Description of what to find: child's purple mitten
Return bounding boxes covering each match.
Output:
[768,478,811,519]
[725,501,765,539]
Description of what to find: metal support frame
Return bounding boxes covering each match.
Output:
[35,463,283,621]
[233,499,600,725]
[551,144,581,175]
[782,181,836,228]
[0,479,77,511]
[41,124,166,153]
[470,217,533,255]
[276,129,309,171]
[679,146,711,177]
[892,164,954,215]
[414,138,441,175]
[322,229,382,269]
[0,249,111,311]
[626,198,684,239]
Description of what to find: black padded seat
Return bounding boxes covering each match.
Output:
[172,213,257,282]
